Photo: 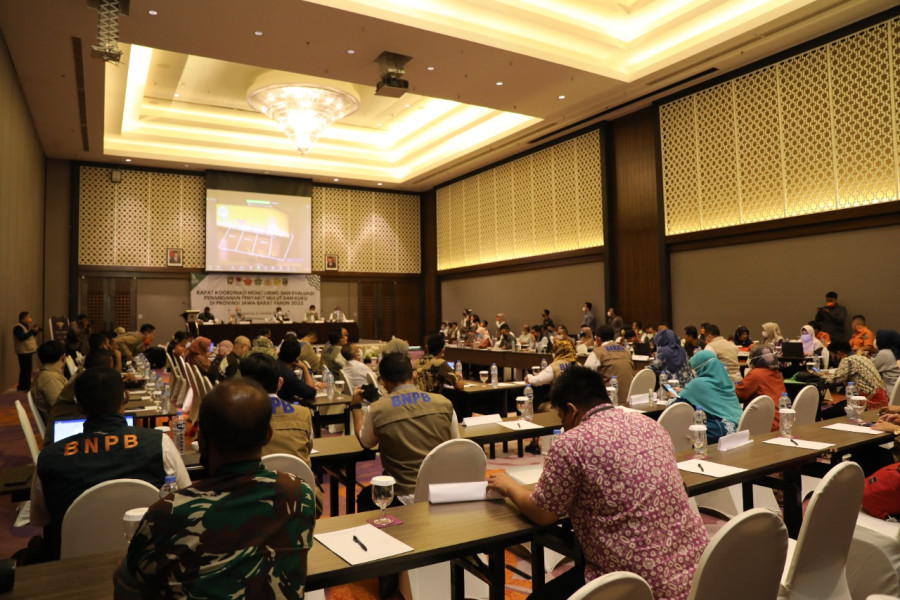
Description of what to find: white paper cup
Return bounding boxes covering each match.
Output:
[123,507,149,543]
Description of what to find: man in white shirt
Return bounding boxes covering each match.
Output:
[329,306,346,322]
[704,323,741,382]
[341,344,373,390]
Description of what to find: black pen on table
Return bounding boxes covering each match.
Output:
[790,438,798,446]
[697,462,704,473]
[353,535,368,551]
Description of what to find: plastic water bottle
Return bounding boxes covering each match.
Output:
[490,363,498,389]
[455,360,463,381]
[779,393,795,437]
[172,410,186,454]
[779,393,791,411]
[659,369,668,395]
[322,365,335,400]
[610,375,619,406]
[690,408,708,457]
[540,357,548,370]
[523,384,534,421]
[159,474,178,499]
[846,381,857,399]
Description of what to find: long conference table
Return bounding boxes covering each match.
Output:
[198,321,360,344]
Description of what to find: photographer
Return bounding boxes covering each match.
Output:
[14,311,42,392]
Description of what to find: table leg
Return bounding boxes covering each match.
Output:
[517,440,524,458]
[782,467,803,539]
[741,482,753,511]
[531,538,546,592]
[487,550,506,600]
[451,561,465,600]
[346,462,356,515]
[329,471,339,517]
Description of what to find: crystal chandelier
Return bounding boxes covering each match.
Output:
[247,84,359,155]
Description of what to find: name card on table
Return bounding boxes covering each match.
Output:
[763,438,834,450]
[462,414,504,427]
[823,423,884,435]
[632,355,650,361]
[429,481,503,504]
[717,430,753,452]
[314,524,413,565]
[677,459,747,477]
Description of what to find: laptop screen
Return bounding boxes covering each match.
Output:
[52,416,134,443]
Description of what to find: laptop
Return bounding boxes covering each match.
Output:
[52,416,134,443]
[780,341,804,359]
[632,343,651,356]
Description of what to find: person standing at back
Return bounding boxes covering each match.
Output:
[605,307,624,338]
[13,311,41,392]
[580,302,596,331]
[814,291,848,342]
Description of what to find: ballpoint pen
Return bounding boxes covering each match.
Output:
[352,535,368,551]
[790,439,798,446]
[697,463,704,472]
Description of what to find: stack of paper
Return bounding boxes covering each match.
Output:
[314,524,413,565]
[823,423,883,435]
[462,414,503,427]
[677,459,747,477]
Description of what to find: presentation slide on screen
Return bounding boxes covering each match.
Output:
[205,189,312,273]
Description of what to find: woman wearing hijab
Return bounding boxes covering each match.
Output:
[735,346,786,431]
[732,326,753,349]
[527,339,579,388]
[674,350,743,443]
[799,324,824,356]
[207,339,233,383]
[185,336,212,371]
[873,329,900,397]
[760,322,784,350]
[648,329,693,387]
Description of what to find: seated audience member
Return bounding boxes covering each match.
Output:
[872,342,899,399]
[575,327,595,354]
[248,328,278,359]
[732,326,753,349]
[876,329,900,369]
[49,349,115,426]
[217,335,250,381]
[488,367,707,600]
[495,313,509,334]
[800,324,824,356]
[583,326,635,398]
[296,330,320,373]
[475,320,493,349]
[527,339,579,388]
[198,306,215,323]
[185,336,212,371]
[648,329,693,388]
[705,324,741,383]
[382,335,410,355]
[275,339,319,402]
[115,323,156,363]
[321,328,347,376]
[65,314,91,358]
[32,367,190,559]
[532,325,549,352]
[206,340,232,384]
[735,346,786,431]
[683,326,701,356]
[113,378,316,598]
[518,324,534,350]
[810,320,831,347]
[644,325,658,353]
[342,344,373,390]
[676,350,743,443]
[31,340,68,427]
[415,333,463,393]
[850,315,876,355]
[446,322,459,343]
[822,340,888,413]
[632,321,649,345]
[91,331,123,372]
[305,304,319,322]
[166,330,191,359]
[556,324,572,344]
[350,353,459,505]
[760,322,784,350]
[494,323,517,350]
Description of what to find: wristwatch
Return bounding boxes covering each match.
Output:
[349,404,363,411]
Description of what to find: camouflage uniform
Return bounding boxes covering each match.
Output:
[114,460,316,599]
[414,354,459,393]
[247,336,278,359]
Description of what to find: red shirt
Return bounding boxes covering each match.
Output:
[735,368,787,431]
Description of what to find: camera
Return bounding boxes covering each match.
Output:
[361,383,381,403]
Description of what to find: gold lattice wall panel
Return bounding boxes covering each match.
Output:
[660,16,900,235]
[311,187,421,273]
[436,129,603,270]
[79,167,206,267]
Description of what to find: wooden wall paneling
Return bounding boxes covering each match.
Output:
[394,280,422,346]
[606,108,667,328]
[421,190,438,334]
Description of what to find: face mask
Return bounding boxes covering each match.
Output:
[800,333,812,342]
[607,311,613,317]
[826,301,835,307]
[761,331,766,339]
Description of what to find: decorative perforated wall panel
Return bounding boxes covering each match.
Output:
[311,187,421,273]
[660,17,900,235]
[80,167,421,273]
[435,129,603,270]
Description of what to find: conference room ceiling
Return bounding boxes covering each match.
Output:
[0,0,894,191]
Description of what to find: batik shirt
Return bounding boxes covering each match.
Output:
[114,460,315,599]
[532,405,708,600]
[414,354,459,393]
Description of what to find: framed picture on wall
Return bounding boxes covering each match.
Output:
[324,254,338,271]
[167,248,183,267]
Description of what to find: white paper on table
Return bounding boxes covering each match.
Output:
[507,465,543,486]
[497,382,522,388]
[763,438,834,450]
[463,383,479,388]
[316,391,327,397]
[823,423,884,435]
[497,420,544,431]
[616,406,645,414]
[314,524,413,565]
[632,355,650,361]
[429,481,501,504]
[629,393,649,406]
[462,414,504,427]
[717,430,753,451]
[311,449,320,454]
[677,459,747,477]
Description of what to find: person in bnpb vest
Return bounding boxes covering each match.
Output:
[30,367,190,559]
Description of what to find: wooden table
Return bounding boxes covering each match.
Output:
[442,380,525,419]
[311,392,351,437]
[443,347,549,381]
[311,435,376,516]
[460,411,561,458]
[8,501,545,600]
[0,464,34,502]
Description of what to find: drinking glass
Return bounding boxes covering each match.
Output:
[479,370,489,384]
[371,475,395,526]
[851,395,869,423]
[689,424,707,458]
[531,366,540,376]
[779,408,796,437]
[516,396,528,420]
[334,380,345,395]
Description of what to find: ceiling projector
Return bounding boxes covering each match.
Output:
[376,74,409,97]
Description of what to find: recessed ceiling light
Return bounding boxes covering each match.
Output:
[147,9,158,16]
[254,30,263,36]
[558,95,566,100]
[377,123,382,127]
[173,93,179,98]
[377,182,383,186]
[346,49,355,55]
[184,164,190,167]
[426,66,435,71]
[496,81,503,86]
[125,158,132,162]
[404,104,410,108]
[333,178,339,182]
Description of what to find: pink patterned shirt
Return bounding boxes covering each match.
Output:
[532,405,707,600]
